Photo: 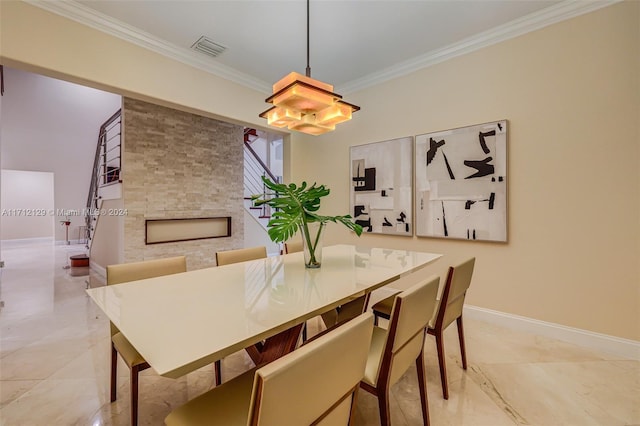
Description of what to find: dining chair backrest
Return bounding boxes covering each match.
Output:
[216,246,267,266]
[106,256,187,336]
[378,276,440,387]
[247,313,374,426]
[436,257,475,331]
[284,240,303,254]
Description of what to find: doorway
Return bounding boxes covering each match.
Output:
[1,169,55,241]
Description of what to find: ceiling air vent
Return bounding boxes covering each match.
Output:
[191,36,227,58]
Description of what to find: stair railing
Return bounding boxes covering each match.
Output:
[85,109,122,248]
[243,140,279,219]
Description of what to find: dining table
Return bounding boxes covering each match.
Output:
[86,244,441,379]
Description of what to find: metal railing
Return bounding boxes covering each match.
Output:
[85,109,122,247]
[244,139,280,219]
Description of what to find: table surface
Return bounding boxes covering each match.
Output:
[87,244,441,378]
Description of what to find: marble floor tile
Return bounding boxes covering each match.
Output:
[473,361,633,426]
[0,242,638,425]
[0,380,40,409]
[1,378,107,425]
[394,364,516,426]
[0,336,94,381]
[463,319,618,364]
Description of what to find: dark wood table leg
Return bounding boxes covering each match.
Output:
[245,323,303,366]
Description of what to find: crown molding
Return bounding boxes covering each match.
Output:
[337,0,622,94]
[24,0,272,94]
[26,0,620,96]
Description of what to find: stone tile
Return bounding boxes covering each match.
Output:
[0,378,107,425]
[1,242,639,426]
[476,361,635,426]
[0,336,92,381]
[0,380,40,409]
[463,319,616,364]
[122,98,245,271]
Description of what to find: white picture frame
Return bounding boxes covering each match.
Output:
[350,137,413,236]
[415,120,507,242]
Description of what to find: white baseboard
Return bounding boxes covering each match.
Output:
[464,305,640,361]
[1,238,87,247]
[1,237,54,246]
[90,262,106,281]
[55,239,87,246]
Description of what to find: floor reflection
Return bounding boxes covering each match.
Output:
[0,242,637,425]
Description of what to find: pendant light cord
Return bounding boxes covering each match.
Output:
[305,0,311,77]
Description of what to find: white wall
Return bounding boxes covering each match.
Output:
[0,67,121,243]
[0,169,54,240]
[244,210,279,256]
[89,198,124,271]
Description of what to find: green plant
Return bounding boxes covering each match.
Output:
[252,177,363,267]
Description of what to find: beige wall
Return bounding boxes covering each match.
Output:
[292,2,640,341]
[0,1,267,129]
[1,1,637,340]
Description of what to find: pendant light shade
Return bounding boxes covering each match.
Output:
[259,2,359,135]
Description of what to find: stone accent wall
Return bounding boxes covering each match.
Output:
[122,98,244,270]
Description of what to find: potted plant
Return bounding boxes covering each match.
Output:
[253,177,363,268]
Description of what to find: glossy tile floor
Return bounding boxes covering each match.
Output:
[1,242,638,425]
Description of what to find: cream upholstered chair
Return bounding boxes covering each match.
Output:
[214,246,268,383]
[371,257,475,399]
[283,239,303,254]
[362,275,440,426]
[165,313,375,426]
[216,246,267,266]
[107,256,187,426]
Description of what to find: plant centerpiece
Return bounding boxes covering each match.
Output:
[253,177,363,268]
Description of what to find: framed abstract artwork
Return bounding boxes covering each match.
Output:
[350,137,413,236]
[415,120,507,242]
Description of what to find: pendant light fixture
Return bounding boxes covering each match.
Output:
[259,0,360,136]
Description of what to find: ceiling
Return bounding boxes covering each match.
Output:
[55,1,589,93]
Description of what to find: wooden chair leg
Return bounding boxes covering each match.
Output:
[456,317,467,370]
[416,350,430,426]
[214,360,222,386]
[110,343,118,402]
[377,388,391,426]
[374,314,379,326]
[435,331,449,400]
[302,322,308,342]
[130,366,140,426]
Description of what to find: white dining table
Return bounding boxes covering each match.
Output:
[86,244,441,379]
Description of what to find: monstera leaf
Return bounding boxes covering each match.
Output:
[252,177,363,244]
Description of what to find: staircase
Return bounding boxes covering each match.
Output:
[85,109,122,250]
[82,122,278,254]
[243,128,282,231]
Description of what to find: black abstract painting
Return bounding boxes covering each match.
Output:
[415,120,507,242]
[350,137,413,236]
